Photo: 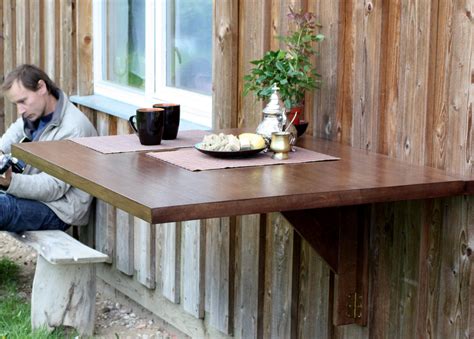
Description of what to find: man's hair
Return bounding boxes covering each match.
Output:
[1,64,60,97]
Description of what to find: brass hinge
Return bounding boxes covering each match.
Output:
[346,292,363,319]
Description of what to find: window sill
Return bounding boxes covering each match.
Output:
[70,94,208,131]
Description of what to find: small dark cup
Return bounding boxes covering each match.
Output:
[129,108,164,145]
[152,103,180,140]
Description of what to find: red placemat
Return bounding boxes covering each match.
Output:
[146,146,339,171]
[71,130,208,154]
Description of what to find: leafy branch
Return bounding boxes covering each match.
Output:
[243,7,324,109]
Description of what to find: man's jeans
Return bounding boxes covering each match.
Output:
[0,192,69,232]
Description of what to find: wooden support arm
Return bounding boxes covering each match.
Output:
[283,206,369,326]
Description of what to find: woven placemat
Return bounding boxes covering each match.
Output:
[146,146,339,171]
[71,130,208,154]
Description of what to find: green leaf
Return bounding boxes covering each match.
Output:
[275,61,285,72]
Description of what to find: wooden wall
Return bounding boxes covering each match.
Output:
[1,0,473,338]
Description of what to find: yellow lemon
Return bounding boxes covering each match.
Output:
[239,133,266,149]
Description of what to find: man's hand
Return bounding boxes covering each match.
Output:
[0,167,13,188]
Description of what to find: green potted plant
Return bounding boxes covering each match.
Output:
[243,7,324,126]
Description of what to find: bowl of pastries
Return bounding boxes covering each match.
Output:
[195,133,266,158]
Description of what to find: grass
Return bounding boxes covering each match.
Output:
[0,257,77,338]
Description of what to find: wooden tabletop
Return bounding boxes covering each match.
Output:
[12,133,467,224]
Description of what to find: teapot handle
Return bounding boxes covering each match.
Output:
[278,110,287,129]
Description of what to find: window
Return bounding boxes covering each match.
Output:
[93,0,213,127]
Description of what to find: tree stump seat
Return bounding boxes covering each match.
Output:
[7,230,109,336]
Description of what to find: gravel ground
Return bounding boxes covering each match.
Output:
[0,232,184,338]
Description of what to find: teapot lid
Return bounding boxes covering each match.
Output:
[263,84,284,115]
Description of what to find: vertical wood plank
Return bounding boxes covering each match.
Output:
[239,0,271,129]
[205,218,212,312]
[182,220,205,318]
[377,0,401,155]
[263,211,273,338]
[2,0,15,131]
[15,0,27,64]
[425,1,473,332]
[59,0,75,95]
[469,8,474,334]
[389,201,422,337]
[94,192,114,263]
[270,0,304,51]
[313,0,340,140]
[115,118,130,134]
[44,0,56,78]
[28,0,40,66]
[444,1,473,176]
[264,213,294,338]
[0,0,4,134]
[422,2,474,336]
[94,113,116,262]
[297,240,331,338]
[113,117,134,275]
[335,324,368,339]
[416,199,440,337]
[432,197,471,338]
[369,203,394,337]
[234,214,264,339]
[426,0,450,171]
[115,208,134,275]
[77,199,95,248]
[269,0,282,50]
[369,201,423,339]
[205,217,234,334]
[395,0,431,164]
[155,222,164,292]
[334,0,354,145]
[357,0,383,151]
[134,217,156,289]
[162,222,181,303]
[77,104,95,127]
[213,0,238,129]
[468,196,474,339]
[76,0,93,96]
[470,4,474,180]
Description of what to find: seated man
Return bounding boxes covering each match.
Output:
[0,64,97,232]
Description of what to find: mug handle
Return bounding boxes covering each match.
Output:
[129,115,138,133]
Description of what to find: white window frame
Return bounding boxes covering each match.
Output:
[92,0,212,127]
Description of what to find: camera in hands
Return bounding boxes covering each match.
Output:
[0,154,25,175]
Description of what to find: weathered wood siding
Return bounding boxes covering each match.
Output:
[1,0,473,338]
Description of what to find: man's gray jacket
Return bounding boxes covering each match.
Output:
[0,91,97,225]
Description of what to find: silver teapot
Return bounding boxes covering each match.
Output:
[256,84,286,144]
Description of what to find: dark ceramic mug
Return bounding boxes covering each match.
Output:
[152,103,180,140]
[129,108,164,145]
